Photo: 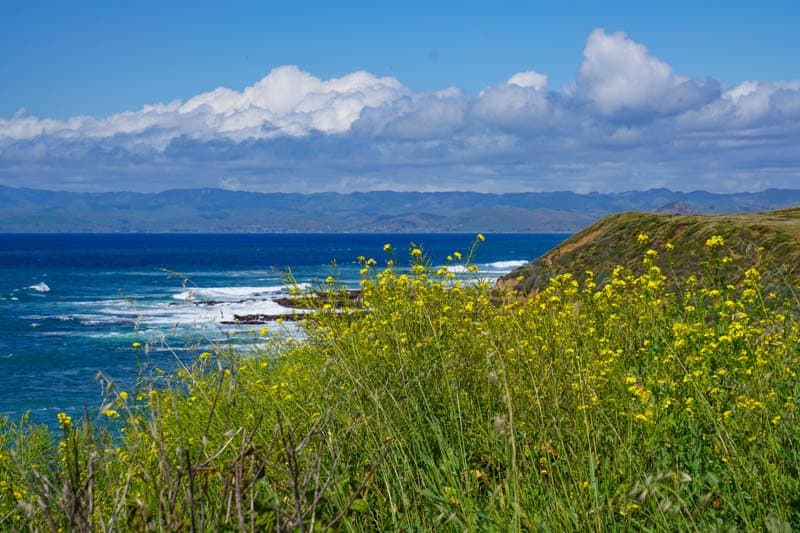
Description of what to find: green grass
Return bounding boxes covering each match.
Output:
[503,207,800,294]
[2,236,800,531]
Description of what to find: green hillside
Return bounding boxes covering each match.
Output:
[502,207,800,294]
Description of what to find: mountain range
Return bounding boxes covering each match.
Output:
[2,185,800,232]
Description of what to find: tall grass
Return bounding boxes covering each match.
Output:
[2,235,799,530]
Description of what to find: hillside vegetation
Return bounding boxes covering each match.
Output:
[502,207,800,294]
[2,232,800,530]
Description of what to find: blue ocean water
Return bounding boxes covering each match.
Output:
[0,233,566,427]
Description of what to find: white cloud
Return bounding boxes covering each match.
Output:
[219,176,243,190]
[471,83,550,132]
[578,28,675,114]
[507,70,548,90]
[0,66,408,143]
[353,88,468,140]
[0,29,799,193]
[675,81,800,131]
[725,81,800,123]
[576,28,718,117]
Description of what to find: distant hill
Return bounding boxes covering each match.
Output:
[500,207,800,293]
[2,185,800,232]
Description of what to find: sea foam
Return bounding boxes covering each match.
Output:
[487,260,528,270]
[438,260,528,274]
[172,284,308,301]
[28,282,51,292]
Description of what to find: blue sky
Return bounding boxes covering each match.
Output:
[1,1,799,193]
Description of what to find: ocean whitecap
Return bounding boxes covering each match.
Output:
[172,284,308,301]
[28,282,51,292]
[487,260,529,270]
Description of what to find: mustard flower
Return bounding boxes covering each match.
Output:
[57,412,72,430]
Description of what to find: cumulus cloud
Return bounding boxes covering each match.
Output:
[0,66,407,144]
[471,83,551,133]
[353,88,468,140]
[575,29,719,118]
[1,29,799,193]
[507,70,548,90]
[675,80,800,133]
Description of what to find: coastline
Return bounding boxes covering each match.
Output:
[221,290,363,324]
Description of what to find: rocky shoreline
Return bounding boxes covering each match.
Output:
[219,290,362,325]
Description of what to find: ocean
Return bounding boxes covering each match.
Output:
[0,233,566,427]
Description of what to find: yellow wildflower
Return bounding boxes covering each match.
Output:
[57,412,72,430]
